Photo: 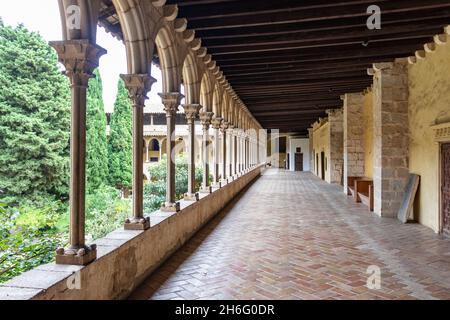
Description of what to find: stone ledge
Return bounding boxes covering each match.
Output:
[0,165,264,300]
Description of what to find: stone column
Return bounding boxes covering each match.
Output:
[343,92,365,192]
[122,74,156,230]
[233,130,238,176]
[200,111,214,193]
[145,139,150,163]
[50,40,106,265]
[159,93,183,212]
[372,60,409,217]
[211,117,223,187]
[327,109,344,184]
[227,125,234,179]
[220,121,229,182]
[182,104,201,201]
[308,128,314,173]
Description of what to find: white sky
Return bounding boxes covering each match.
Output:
[0,0,165,112]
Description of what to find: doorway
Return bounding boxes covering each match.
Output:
[295,153,303,171]
[320,152,325,180]
[441,143,450,237]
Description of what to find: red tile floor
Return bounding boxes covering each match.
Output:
[129,170,450,300]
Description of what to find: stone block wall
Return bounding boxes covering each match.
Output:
[308,128,314,173]
[343,93,365,192]
[327,109,344,184]
[372,59,409,218]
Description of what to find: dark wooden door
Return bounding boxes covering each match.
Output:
[321,152,325,180]
[295,153,303,171]
[442,143,450,237]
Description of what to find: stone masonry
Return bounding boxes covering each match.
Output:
[372,59,410,218]
[343,93,365,192]
[326,109,344,184]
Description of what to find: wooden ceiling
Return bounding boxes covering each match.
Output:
[99,0,450,134]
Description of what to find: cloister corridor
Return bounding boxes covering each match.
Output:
[129,170,450,300]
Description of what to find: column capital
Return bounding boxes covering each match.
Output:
[211,117,223,129]
[220,121,229,132]
[159,92,184,115]
[182,104,202,123]
[50,40,106,86]
[120,74,156,107]
[200,111,214,128]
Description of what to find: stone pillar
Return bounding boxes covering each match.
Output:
[182,104,201,201]
[145,139,150,163]
[327,109,344,184]
[50,40,106,265]
[211,117,223,187]
[372,60,409,217]
[227,126,234,179]
[221,121,229,182]
[159,92,183,212]
[233,128,239,176]
[308,128,314,173]
[343,92,365,192]
[200,111,214,193]
[122,74,155,230]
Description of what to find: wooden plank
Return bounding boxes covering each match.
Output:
[398,174,420,224]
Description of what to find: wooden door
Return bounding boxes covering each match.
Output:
[295,153,303,171]
[442,143,450,237]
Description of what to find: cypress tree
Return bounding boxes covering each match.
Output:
[108,79,132,193]
[0,22,70,203]
[86,69,108,193]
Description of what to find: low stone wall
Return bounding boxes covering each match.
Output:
[0,166,264,300]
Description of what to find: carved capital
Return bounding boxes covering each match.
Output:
[50,40,106,87]
[199,111,214,128]
[120,74,156,107]
[182,104,201,123]
[220,121,229,132]
[211,117,223,130]
[159,92,184,116]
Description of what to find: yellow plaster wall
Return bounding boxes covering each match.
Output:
[312,122,331,183]
[362,91,374,179]
[408,40,450,233]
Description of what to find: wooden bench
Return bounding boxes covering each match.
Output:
[347,177,374,212]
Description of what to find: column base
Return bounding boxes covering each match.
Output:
[55,244,97,266]
[184,193,199,201]
[124,217,150,230]
[161,202,181,212]
[199,186,212,194]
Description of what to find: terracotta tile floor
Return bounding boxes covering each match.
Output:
[129,170,450,300]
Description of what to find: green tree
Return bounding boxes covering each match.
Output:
[86,69,108,192]
[0,22,70,204]
[108,79,132,192]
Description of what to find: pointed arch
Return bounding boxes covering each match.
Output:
[155,25,182,92]
[181,51,201,104]
[200,71,214,112]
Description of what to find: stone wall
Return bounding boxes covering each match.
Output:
[0,166,264,300]
[408,40,450,232]
[372,59,409,218]
[327,109,344,184]
[362,90,374,179]
[343,93,365,192]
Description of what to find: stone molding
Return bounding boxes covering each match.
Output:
[431,122,450,142]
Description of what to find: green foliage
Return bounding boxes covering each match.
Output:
[0,23,70,204]
[108,79,132,191]
[86,69,109,193]
[85,185,131,240]
[0,202,67,283]
[143,153,206,213]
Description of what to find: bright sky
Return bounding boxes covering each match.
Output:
[0,0,164,112]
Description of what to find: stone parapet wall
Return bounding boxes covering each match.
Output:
[0,166,264,300]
